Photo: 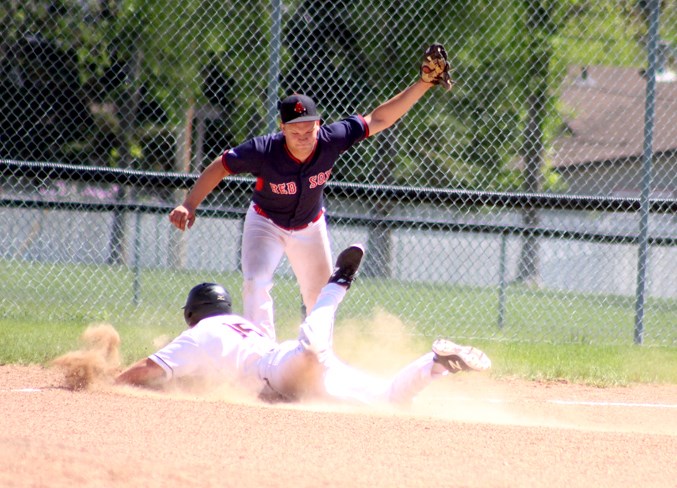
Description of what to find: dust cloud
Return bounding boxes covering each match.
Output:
[329,310,518,424]
[51,323,121,390]
[333,308,430,374]
[49,313,510,426]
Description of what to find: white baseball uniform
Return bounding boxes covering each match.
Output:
[149,282,443,405]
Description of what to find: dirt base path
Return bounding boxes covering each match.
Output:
[1,365,676,488]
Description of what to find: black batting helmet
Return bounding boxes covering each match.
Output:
[182,282,232,326]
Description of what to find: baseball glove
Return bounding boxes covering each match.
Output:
[420,43,453,90]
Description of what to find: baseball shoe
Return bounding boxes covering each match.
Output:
[328,244,365,289]
[432,338,491,373]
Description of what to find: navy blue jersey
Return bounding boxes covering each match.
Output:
[222,115,369,228]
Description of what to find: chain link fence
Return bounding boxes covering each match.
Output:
[1,0,676,345]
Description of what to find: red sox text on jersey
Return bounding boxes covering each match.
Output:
[269,169,332,195]
[222,115,368,229]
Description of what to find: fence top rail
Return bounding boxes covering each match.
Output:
[3,196,676,247]
[2,159,676,214]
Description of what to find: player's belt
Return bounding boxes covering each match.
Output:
[252,203,323,231]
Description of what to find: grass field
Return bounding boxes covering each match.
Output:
[1,258,676,386]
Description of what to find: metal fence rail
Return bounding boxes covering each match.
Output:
[2,160,675,345]
[1,1,676,345]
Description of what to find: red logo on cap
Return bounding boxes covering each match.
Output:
[294,102,306,114]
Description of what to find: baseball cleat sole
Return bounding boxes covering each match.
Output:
[432,338,491,373]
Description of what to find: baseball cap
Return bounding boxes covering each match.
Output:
[278,94,321,124]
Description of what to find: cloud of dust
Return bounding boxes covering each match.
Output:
[48,322,274,407]
[45,316,625,433]
[332,308,430,375]
[115,375,266,406]
[405,376,593,431]
[48,326,259,405]
[46,313,535,429]
[51,323,121,390]
[325,311,537,425]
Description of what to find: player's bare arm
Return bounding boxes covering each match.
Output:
[169,156,231,230]
[363,43,452,136]
[363,80,435,136]
[115,358,166,387]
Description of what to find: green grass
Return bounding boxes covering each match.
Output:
[2,317,675,387]
[478,342,677,386]
[0,317,184,366]
[1,258,676,386]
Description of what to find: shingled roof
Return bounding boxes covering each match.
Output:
[551,64,677,168]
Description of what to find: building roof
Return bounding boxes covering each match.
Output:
[551,64,677,168]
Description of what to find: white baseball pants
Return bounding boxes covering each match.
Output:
[259,283,440,405]
[241,203,333,340]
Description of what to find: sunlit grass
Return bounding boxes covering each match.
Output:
[1,258,675,386]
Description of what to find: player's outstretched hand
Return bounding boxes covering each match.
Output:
[169,204,195,231]
[420,43,453,91]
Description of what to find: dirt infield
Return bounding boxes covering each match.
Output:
[1,364,676,488]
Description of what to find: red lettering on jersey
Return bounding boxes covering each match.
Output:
[223,322,261,339]
[227,322,250,338]
[308,169,332,189]
[269,182,298,195]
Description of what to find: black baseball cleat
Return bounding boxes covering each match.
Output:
[432,338,492,373]
[328,244,365,289]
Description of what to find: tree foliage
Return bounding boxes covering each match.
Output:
[0,0,665,187]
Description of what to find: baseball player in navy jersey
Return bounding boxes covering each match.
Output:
[169,44,454,340]
[115,244,490,405]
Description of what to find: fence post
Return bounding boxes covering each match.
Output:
[133,212,142,306]
[633,0,661,345]
[265,0,282,133]
[497,233,508,329]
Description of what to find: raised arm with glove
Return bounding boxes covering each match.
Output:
[363,42,453,136]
